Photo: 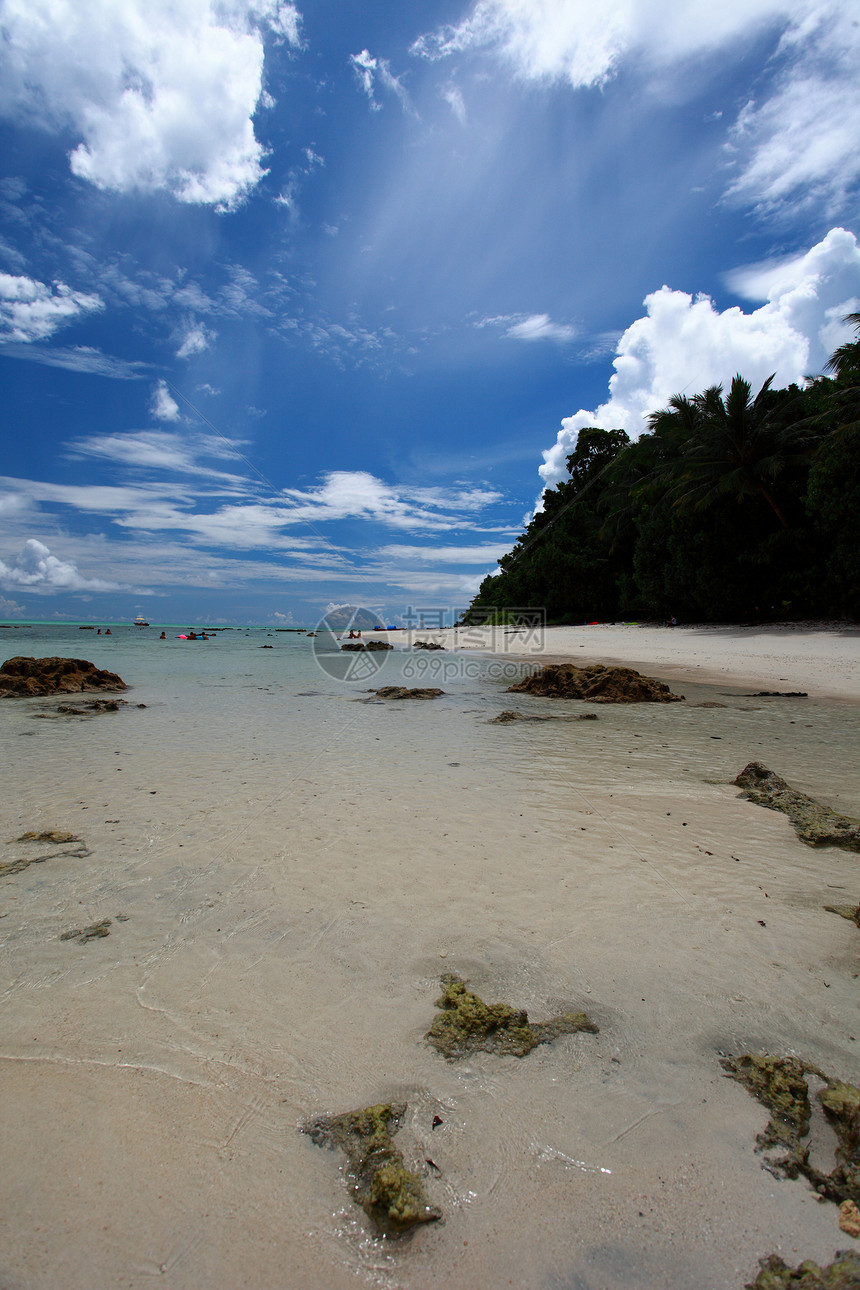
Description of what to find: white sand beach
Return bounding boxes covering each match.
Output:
[0,622,858,1290]
[399,620,860,701]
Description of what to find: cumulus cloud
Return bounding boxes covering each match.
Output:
[151,380,181,422]
[539,226,860,488]
[0,593,25,616]
[0,273,103,341]
[0,0,303,208]
[413,0,860,218]
[0,538,126,591]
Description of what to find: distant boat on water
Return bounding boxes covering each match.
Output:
[133,615,150,627]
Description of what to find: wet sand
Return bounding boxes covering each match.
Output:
[1,624,858,1289]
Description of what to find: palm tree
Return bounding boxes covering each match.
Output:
[647,374,816,535]
[823,312,860,384]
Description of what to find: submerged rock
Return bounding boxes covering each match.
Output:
[0,656,127,698]
[369,687,444,700]
[840,1200,860,1238]
[723,1054,860,1205]
[488,709,598,724]
[733,762,860,850]
[824,903,860,928]
[426,974,598,1059]
[302,1102,441,1236]
[1,830,90,877]
[507,662,683,703]
[746,1251,860,1289]
[60,918,111,943]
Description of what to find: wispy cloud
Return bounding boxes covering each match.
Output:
[412,0,860,220]
[0,343,149,379]
[476,312,576,343]
[350,49,413,113]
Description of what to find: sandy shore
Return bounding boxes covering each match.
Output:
[1,624,859,1290]
[393,621,860,701]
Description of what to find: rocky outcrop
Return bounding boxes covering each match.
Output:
[733,762,860,850]
[302,1102,441,1235]
[341,640,393,652]
[507,663,683,703]
[412,641,445,650]
[426,974,598,1059]
[0,656,126,698]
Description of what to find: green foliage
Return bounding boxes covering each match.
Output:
[467,319,860,624]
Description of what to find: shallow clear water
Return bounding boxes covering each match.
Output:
[1,626,858,1289]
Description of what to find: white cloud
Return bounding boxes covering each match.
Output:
[0,538,126,591]
[151,380,181,422]
[349,49,412,113]
[0,273,103,341]
[0,343,148,378]
[478,311,576,343]
[0,593,25,616]
[280,471,503,531]
[176,323,216,358]
[412,0,790,83]
[376,543,511,564]
[0,0,303,208]
[413,0,860,219]
[69,429,248,482]
[725,9,860,217]
[539,226,860,488]
[441,83,467,123]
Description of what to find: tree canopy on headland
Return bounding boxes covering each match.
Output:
[466,319,860,624]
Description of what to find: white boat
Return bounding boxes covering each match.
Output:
[133,615,150,627]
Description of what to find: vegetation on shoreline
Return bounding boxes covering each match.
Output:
[467,318,860,625]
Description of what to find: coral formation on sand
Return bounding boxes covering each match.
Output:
[745,1251,860,1288]
[426,974,598,1059]
[723,1054,860,1204]
[302,1102,441,1236]
[733,763,860,850]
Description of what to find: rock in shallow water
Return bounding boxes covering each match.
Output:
[733,762,860,850]
[426,974,598,1059]
[507,662,683,703]
[0,656,126,698]
[722,1053,860,1205]
[302,1102,441,1236]
[746,1251,860,1289]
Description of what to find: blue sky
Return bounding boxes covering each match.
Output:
[1,0,859,625]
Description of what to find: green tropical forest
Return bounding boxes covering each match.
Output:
[466,317,860,626]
